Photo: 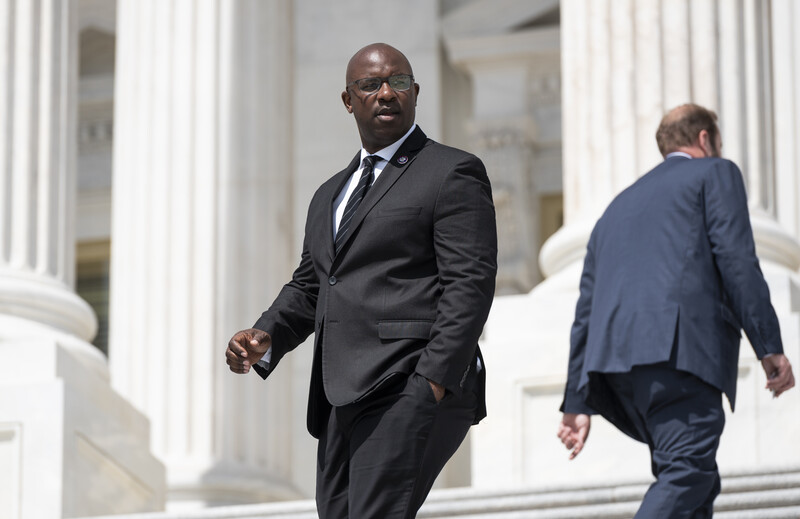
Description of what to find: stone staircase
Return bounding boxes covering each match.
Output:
[87,466,800,519]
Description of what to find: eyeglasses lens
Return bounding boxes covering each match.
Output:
[357,75,412,93]
[389,75,411,90]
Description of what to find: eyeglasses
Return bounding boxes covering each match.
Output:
[347,74,414,94]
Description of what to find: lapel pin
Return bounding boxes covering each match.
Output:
[397,156,409,164]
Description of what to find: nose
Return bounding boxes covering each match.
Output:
[376,80,396,101]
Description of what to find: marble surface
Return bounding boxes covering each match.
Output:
[0,340,165,517]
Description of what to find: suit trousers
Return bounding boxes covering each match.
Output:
[315,370,478,519]
[604,364,725,519]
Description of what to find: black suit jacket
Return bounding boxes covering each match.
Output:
[561,156,783,437]
[253,127,497,437]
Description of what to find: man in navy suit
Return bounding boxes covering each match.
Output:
[558,103,795,518]
[225,43,496,518]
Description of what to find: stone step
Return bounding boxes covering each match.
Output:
[85,466,800,519]
[716,507,800,519]
[416,468,800,518]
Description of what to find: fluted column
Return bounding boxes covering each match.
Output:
[0,0,99,355]
[111,0,299,508]
[475,0,800,490]
[772,0,800,242]
[0,2,164,517]
[547,0,724,273]
[543,0,800,276]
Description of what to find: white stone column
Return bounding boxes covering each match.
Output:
[111,0,300,509]
[474,0,800,490]
[0,0,97,352]
[0,1,164,517]
[772,0,800,241]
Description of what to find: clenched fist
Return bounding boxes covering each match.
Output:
[226,328,271,374]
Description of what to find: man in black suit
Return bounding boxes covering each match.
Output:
[226,43,497,518]
[558,103,795,518]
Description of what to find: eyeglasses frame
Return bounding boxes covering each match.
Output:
[346,74,415,94]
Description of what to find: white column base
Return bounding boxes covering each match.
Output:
[0,339,165,518]
[0,270,97,343]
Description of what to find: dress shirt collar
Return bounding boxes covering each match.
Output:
[359,123,417,165]
[666,151,692,160]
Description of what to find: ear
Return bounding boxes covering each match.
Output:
[698,129,712,157]
[413,83,419,107]
[342,90,353,114]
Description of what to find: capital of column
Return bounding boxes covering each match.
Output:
[469,116,536,150]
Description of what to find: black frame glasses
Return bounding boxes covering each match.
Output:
[347,74,414,94]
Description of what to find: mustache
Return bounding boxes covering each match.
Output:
[376,106,399,116]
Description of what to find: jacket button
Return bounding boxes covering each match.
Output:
[328,276,337,285]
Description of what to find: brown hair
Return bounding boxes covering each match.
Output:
[655,103,719,157]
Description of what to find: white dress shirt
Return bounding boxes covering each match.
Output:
[332,124,417,237]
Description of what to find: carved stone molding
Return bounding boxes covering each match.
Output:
[469,118,536,151]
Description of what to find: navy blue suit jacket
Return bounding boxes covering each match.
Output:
[561,156,783,431]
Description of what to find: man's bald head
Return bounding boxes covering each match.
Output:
[345,43,414,85]
[341,43,419,153]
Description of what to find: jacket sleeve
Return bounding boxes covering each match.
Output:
[414,154,498,397]
[703,159,783,358]
[560,235,598,415]
[251,231,319,379]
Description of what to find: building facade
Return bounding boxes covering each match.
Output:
[0,0,798,516]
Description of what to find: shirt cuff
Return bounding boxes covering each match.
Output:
[252,349,272,379]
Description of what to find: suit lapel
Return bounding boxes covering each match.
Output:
[325,152,362,261]
[333,127,428,260]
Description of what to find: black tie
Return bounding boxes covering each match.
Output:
[335,155,378,253]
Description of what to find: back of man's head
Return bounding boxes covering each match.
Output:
[655,103,719,157]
